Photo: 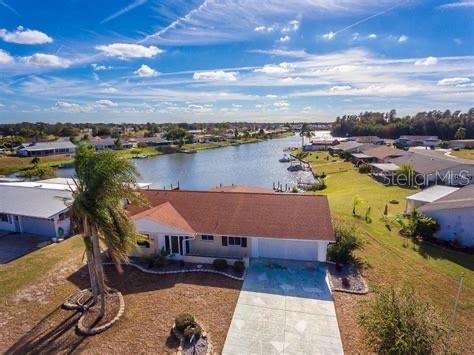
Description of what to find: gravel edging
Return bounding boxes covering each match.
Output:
[103,261,246,281]
[326,261,369,295]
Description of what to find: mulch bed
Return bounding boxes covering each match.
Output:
[328,263,368,294]
[129,257,245,279]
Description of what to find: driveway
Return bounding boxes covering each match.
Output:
[223,259,344,355]
[0,232,51,264]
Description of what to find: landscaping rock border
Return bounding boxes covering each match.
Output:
[327,262,369,295]
[103,261,246,281]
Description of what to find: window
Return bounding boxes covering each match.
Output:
[137,234,151,248]
[0,213,8,223]
[201,235,214,241]
[229,237,241,246]
[58,211,69,221]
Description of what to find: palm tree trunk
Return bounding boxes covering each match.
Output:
[91,224,107,319]
[83,217,98,304]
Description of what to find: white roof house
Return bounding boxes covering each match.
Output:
[405,185,459,213]
[17,141,76,157]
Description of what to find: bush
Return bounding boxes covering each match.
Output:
[212,258,228,271]
[359,287,448,354]
[233,260,245,274]
[175,313,195,332]
[342,277,350,287]
[358,163,371,174]
[327,225,363,264]
[183,324,202,341]
[415,213,440,239]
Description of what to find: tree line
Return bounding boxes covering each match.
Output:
[331,108,474,140]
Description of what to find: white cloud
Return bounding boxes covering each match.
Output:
[279,35,290,42]
[414,56,438,66]
[368,33,377,39]
[437,77,471,86]
[0,26,53,44]
[101,0,148,23]
[95,99,117,108]
[438,1,474,9]
[352,33,376,40]
[254,62,293,74]
[193,70,238,82]
[254,25,275,33]
[322,32,335,40]
[91,63,112,71]
[0,49,14,64]
[281,20,299,33]
[134,64,158,77]
[398,35,408,43]
[54,101,88,112]
[265,94,278,98]
[22,53,70,68]
[273,100,289,108]
[330,85,352,92]
[96,43,163,59]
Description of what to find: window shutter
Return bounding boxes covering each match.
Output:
[241,237,247,248]
[222,236,228,246]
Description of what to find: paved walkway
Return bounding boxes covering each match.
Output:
[223,259,344,355]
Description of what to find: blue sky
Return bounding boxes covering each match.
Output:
[0,0,473,123]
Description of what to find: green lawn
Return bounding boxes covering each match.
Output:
[0,236,83,300]
[451,148,474,160]
[116,146,162,159]
[0,155,73,175]
[303,151,473,350]
[182,138,261,151]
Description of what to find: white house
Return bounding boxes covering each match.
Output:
[17,141,76,157]
[127,189,335,263]
[396,135,441,148]
[404,185,459,213]
[0,183,73,239]
[419,185,474,247]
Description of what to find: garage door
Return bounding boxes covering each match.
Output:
[257,238,318,261]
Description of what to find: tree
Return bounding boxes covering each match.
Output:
[299,123,313,148]
[327,224,363,264]
[352,195,364,215]
[359,287,448,354]
[31,157,40,166]
[164,127,188,147]
[454,127,466,140]
[70,144,145,326]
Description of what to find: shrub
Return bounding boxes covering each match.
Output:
[175,313,195,332]
[359,287,448,354]
[327,225,363,264]
[342,277,350,287]
[212,258,228,271]
[183,324,202,341]
[358,163,371,174]
[233,260,245,274]
[405,210,440,239]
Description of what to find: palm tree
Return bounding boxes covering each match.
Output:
[299,123,313,148]
[70,144,145,323]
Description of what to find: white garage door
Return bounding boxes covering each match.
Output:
[258,238,318,261]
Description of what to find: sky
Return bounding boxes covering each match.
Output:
[0,0,473,123]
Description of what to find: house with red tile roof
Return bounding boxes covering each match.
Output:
[127,189,335,263]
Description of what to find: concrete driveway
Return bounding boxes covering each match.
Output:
[0,232,51,264]
[223,259,344,355]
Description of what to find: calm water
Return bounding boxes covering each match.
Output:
[58,132,332,190]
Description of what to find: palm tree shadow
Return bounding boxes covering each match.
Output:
[5,307,87,355]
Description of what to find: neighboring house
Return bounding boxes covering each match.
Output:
[0,184,73,239]
[396,135,441,148]
[404,185,459,213]
[389,152,474,186]
[419,185,474,247]
[361,146,408,163]
[349,136,385,144]
[17,141,76,157]
[328,141,375,156]
[133,136,172,147]
[448,140,474,149]
[370,163,401,184]
[127,189,335,263]
[92,137,132,150]
[303,139,339,151]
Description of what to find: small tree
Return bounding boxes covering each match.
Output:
[31,156,40,166]
[327,224,363,264]
[359,287,448,354]
[358,163,371,174]
[407,210,439,239]
[454,127,466,140]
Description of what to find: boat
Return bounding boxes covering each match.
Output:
[287,164,304,171]
[132,154,148,159]
[279,154,291,163]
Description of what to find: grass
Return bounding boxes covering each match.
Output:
[0,155,73,175]
[115,146,162,159]
[182,138,262,151]
[303,151,474,352]
[0,235,84,300]
[451,148,474,160]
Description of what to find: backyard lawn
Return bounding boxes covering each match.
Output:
[0,155,73,175]
[304,151,474,353]
[0,236,242,354]
[450,148,474,160]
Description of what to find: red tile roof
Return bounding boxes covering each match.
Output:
[128,189,334,241]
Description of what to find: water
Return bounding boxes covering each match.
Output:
[57,132,332,190]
